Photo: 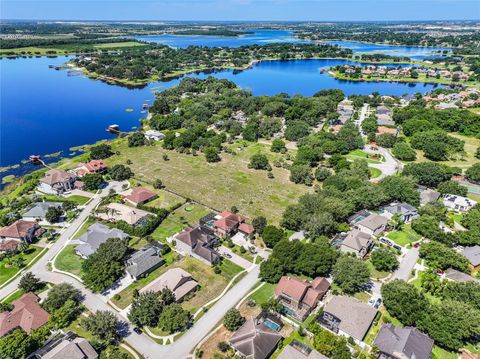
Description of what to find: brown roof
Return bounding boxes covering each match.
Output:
[275,276,329,308]
[0,292,50,336]
[229,317,282,359]
[239,223,255,235]
[124,187,157,205]
[175,225,214,248]
[40,169,75,185]
[0,239,20,252]
[0,220,37,239]
[214,211,244,232]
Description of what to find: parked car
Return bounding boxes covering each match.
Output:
[393,244,402,251]
[374,298,382,309]
[223,252,232,259]
[133,327,142,334]
[379,237,392,246]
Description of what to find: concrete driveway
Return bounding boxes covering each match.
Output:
[219,245,253,270]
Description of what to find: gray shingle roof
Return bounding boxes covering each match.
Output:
[342,229,372,251]
[461,245,480,267]
[373,324,433,359]
[23,202,63,219]
[126,246,165,278]
[76,223,128,257]
[323,295,377,340]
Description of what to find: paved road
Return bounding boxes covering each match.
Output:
[356,103,369,132]
[392,248,419,281]
[364,145,403,181]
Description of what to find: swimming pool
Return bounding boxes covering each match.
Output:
[263,318,281,332]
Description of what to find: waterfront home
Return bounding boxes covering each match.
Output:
[229,317,282,359]
[443,194,477,213]
[355,213,388,236]
[277,341,327,359]
[75,222,128,258]
[174,225,220,265]
[381,202,419,223]
[33,331,98,359]
[74,160,107,177]
[126,243,165,280]
[274,276,329,321]
[144,129,165,141]
[319,295,377,345]
[22,202,63,222]
[461,245,480,269]
[373,324,434,359]
[39,169,79,195]
[123,186,158,207]
[140,268,198,302]
[0,293,50,337]
[97,202,151,226]
[340,229,374,258]
[0,219,43,243]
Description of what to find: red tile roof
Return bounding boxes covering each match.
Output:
[124,187,157,205]
[0,292,50,336]
[239,223,255,235]
[214,211,244,232]
[275,276,329,308]
[0,240,20,252]
[77,160,107,175]
[0,220,37,239]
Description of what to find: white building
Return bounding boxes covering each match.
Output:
[443,194,477,213]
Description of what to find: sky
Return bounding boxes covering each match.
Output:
[1,0,479,21]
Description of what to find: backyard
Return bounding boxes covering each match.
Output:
[0,245,44,285]
[106,139,309,224]
[386,224,420,246]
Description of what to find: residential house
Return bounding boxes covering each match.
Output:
[376,106,392,116]
[435,102,458,110]
[355,213,388,236]
[340,229,374,258]
[274,276,330,321]
[140,268,198,302]
[0,292,50,337]
[123,186,158,207]
[213,211,244,237]
[0,219,42,243]
[348,210,371,225]
[319,295,377,344]
[381,202,419,223]
[33,331,98,359]
[460,246,480,269]
[74,160,107,177]
[126,243,165,280]
[443,194,477,213]
[376,114,395,127]
[144,129,165,141]
[97,202,152,226]
[39,169,79,194]
[75,223,128,258]
[417,186,441,206]
[442,268,479,283]
[174,225,220,265]
[22,202,63,222]
[0,239,20,253]
[277,341,328,359]
[289,231,305,241]
[229,317,282,359]
[373,324,434,359]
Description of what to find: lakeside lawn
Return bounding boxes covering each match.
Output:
[55,245,85,277]
[386,224,420,247]
[0,245,44,285]
[106,139,309,224]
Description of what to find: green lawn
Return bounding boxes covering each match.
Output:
[386,224,420,246]
[369,167,382,179]
[432,346,458,359]
[364,308,401,345]
[367,260,391,280]
[248,283,276,305]
[38,194,90,206]
[106,139,308,224]
[93,41,147,49]
[55,245,85,277]
[0,245,43,285]
[353,291,372,303]
[410,271,441,304]
[66,195,91,205]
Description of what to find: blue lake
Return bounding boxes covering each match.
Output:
[1,55,443,177]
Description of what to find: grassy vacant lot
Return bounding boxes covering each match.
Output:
[151,202,212,242]
[0,246,43,285]
[93,42,147,48]
[38,194,90,206]
[55,245,85,277]
[386,224,420,246]
[415,133,480,171]
[248,283,275,305]
[106,140,309,224]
